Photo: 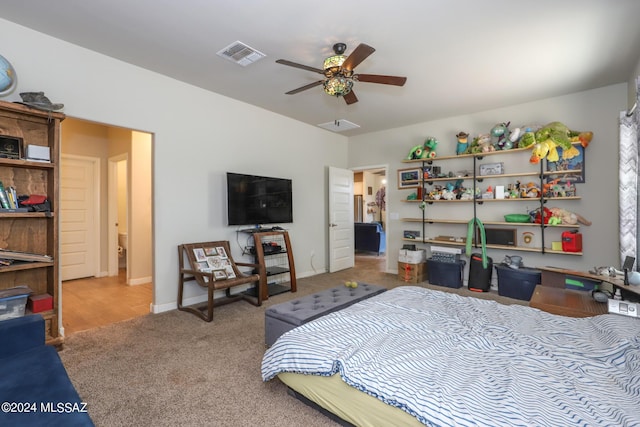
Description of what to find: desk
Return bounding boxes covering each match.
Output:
[529,285,608,317]
[538,266,640,299]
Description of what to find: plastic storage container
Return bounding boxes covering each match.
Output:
[0,294,29,321]
[427,259,466,288]
[495,264,541,301]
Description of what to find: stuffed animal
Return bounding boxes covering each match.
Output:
[456,132,469,155]
[527,122,593,163]
[548,207,592,226]
[406,137,439,160]
[531,207,552,224]
[468,134,495,154]
[490,121,511,150]
[423,137,438,158]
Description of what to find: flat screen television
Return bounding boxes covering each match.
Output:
[226,172,293,226]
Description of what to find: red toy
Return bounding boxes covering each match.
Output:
[533,207,552,224]
[562,230,582,252]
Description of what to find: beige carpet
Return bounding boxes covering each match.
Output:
[59,258,526,426]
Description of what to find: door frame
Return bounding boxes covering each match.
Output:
[107,153,128,277]
[350,164,389,271]
[60,154,101,279]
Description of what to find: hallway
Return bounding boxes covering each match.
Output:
[62,270,152,335]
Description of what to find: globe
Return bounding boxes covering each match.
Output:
[0,54,17,96]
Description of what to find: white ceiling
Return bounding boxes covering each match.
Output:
[2,1,640,136]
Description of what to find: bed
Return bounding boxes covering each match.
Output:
[262,286,640,426]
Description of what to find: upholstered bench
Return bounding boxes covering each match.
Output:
[265,283,386,346]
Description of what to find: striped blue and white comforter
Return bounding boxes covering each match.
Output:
[262,286,640,426]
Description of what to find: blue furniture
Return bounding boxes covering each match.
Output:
[0,315,94,427]
[354,222,386,255]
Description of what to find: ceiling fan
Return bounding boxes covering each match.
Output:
[276,43,407,105]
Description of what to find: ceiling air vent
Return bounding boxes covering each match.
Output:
[318,119,360,132]
[216,41,266,66]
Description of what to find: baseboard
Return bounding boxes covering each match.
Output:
[128,276,152,286]
[151,286,255,314]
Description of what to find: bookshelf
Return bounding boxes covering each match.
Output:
[0,100,64,346]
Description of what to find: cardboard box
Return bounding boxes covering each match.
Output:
[28,293,53,313]
[398,261,426,283]
[398,249,426,264]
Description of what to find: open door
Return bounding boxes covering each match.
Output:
[328,167,354,272]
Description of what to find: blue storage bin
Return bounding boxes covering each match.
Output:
[427,259,466,289]
[495,264,541,301]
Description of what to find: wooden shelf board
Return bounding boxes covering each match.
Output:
[542,169,582,177]
[0,158,54,170]
[0,261,54,272]
[402,218,580,228]
[402,146,532,163]
[476,171,539,179]
[401,238,583,255]
[0,212,54,219]
[403,196,580,203]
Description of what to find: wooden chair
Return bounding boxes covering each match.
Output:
[177,240,265,321]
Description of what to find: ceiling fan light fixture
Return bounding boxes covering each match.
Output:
[323,54,345,73]
[323,76,353,96]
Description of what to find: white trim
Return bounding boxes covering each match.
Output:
[108,153,128,277]
[128,276,152,286]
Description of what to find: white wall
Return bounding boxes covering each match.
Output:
[129,131,152,285]
[349,84,629,276]
[0,19,348,315]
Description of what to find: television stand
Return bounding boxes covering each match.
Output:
[240,230,297,300]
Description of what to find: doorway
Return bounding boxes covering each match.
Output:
[352,165,388,273]
[60,118,153,335]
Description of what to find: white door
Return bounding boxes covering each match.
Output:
[329,167,354,272]
[60,156,99,280]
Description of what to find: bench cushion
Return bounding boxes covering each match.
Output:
[265,283,386,346]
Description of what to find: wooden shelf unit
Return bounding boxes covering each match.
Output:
[0,101,64,346]
[399,145,584,256]
[244,230,296,300]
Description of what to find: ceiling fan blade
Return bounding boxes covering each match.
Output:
[276,59,324,74]
[285,80,324,95]
[343,90,358,105]
[355,74,407,86]
[341,44,376,71]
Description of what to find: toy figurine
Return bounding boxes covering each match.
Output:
[456,131,469,155]
[490,121,511,150]
[423,136,438,159]
[406,137,438,160]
